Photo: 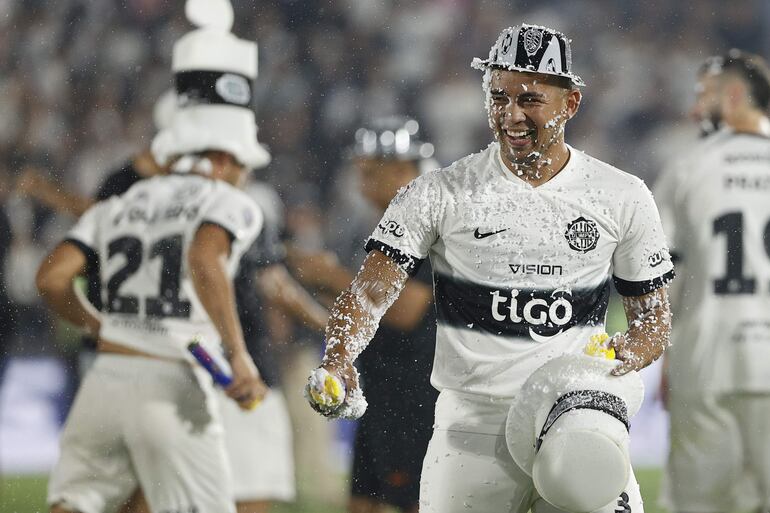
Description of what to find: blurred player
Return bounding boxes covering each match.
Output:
[37,150,264,513]
[36,2,271,512]
[111,180,328,513]
[23,76,320,513]
[306,24,674,513]
[291,117,438,513]
[655,50,770,513]
[99,162,324,513]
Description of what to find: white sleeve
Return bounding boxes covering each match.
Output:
[365,172,442,276]
[652,160,685,263]
[200,188,263,250]
[612,178,675,297]
[65,201,105,254]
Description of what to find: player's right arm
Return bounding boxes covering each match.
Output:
[188,222,267,410]
[307,249,409,418]
[306,172,442,419]
[36,241,101,336]
[36,201,104,335]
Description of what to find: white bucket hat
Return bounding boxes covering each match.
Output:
[472,24,586,87]
[152,89,178,132]
[506,353,644,512]
[152,0,270,171]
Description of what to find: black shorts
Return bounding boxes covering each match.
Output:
[350,367,437,510]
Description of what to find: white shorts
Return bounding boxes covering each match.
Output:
[48,354,235,513]
[421,391,644,513]
[217,388,296,502]
[663,393,770,512]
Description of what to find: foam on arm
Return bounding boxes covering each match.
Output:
[314,250,409,418]
[610,286,672,376]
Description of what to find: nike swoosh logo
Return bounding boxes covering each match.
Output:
[474,228,508,239]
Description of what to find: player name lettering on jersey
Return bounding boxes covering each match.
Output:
[724,152,770,164]
[724,174,770,190]
[114,203,201,225]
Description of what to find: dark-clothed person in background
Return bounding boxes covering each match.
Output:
[290,117,438,513]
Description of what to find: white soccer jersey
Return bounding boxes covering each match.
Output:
[655,128,770,394]
[67,173,262,360]
[367,142,673,398]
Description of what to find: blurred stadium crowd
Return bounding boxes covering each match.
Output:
[0,0,768,490]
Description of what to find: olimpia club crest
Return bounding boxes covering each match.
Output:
[523,27,544,56]
[470,24,586,87]
[564,217,600,253]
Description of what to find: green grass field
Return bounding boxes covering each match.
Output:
[0,469,667,513]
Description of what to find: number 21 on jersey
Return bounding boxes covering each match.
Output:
[105,234,191,318]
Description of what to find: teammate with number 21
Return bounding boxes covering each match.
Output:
[307,24,674,512]
[34,1,270,510]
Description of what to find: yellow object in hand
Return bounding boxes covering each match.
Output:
[324,374,344,402]
[245,397,263,410]
[584,333,616,360]
[309,370,346,408]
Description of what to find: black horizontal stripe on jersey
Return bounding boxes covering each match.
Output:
[364,239,424,276]
[433,273,610,338]
[612,269,675,297]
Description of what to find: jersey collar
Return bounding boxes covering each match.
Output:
[492,142,578,189]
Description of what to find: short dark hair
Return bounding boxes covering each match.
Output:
[701,50,770,111]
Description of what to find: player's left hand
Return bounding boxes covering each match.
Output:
[608,332,664,376]
[226,349,268,410]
